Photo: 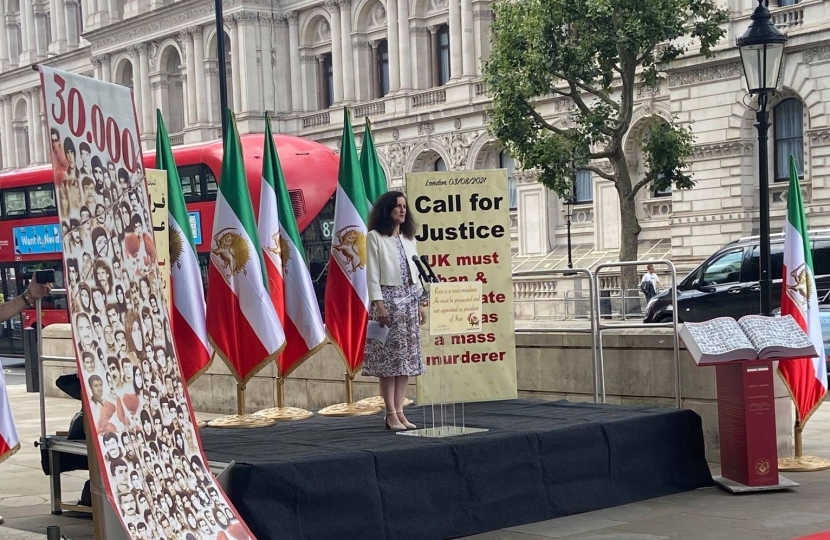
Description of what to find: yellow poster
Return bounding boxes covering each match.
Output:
[407,169,517,404]
[145,169,170,306]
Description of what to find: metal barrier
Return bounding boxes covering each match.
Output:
[591,261,681,408]
[513,268,600,403]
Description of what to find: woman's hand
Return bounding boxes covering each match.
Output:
[419,306,427,326]
[375,301,389,327]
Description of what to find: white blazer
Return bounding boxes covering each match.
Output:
[366,229,423,302]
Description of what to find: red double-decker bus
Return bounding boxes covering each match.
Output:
[0,134,338,356]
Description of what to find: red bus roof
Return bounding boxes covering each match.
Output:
[0,133,339,231]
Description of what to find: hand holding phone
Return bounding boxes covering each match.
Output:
[36,269,55,284]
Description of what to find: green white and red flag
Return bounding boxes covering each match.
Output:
[360,118,387,207]
[778,155,828,424]
[207,110,285,383]
[325,109,370,376]
[155,110,212,384]
[0,369,19,465]
[258,115,327,376]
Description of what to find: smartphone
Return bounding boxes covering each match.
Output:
[35,269,55,284]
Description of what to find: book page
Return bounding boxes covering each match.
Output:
[682,317,754,356]
[738,315,814,353]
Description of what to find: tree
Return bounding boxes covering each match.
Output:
[485,0,729,288]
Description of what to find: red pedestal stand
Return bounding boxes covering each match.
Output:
[713,359,798,492]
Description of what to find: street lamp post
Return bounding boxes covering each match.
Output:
[565,173,575,269]
[215,0,230,137]
[737,0,788,316]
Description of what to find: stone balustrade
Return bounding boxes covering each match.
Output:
[301,111,331,129]
[411,88,446,109]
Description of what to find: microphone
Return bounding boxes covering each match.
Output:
[412,255,429,284]
[420,255,439,283]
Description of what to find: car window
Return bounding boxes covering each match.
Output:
[745,244,784,283]
[701,249,744,286]
[813,239,830,277]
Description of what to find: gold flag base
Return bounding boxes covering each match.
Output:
[356,396,414,409]
[207,414,277,429]
[318,402,383,417]
[255,407,314,422]
[778,455,830,472]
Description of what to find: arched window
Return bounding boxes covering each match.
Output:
[574,169,593,203]
[499,150,516,209]
[436,24,450,86]
[377,40,390,98]
[433,157,447,171]
[773,98,803,182]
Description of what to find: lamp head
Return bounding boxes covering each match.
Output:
[737,0,788,95]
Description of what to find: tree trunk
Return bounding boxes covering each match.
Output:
[615,160,642,315]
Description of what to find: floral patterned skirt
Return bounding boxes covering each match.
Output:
[362,285,425,378]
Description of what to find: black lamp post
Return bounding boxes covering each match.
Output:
[737,0,788,316]
[215,0,230,138]
[565,176,575,270]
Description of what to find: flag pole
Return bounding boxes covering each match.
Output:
[237,383,246,416]
[795,420,802,458]
[255,376,315,421]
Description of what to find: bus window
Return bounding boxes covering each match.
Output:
[205,167,218,201]
[2,190,27,218]
[29,185,58,217]
[300,196,335,316]
[178,164,202,202]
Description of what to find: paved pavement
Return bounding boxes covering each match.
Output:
[3,385,830,540]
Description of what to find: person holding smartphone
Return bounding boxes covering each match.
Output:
[0,272,53,322]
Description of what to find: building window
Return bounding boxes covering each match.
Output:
[436,24,450,86]
[433,157,447,171]
[499,150,517,209]
[574,169,592,203]
[377,40,390,98]
[778,0,799,6]
[773,98,803,182]
[323,53,334,108]
[652,173,671,197]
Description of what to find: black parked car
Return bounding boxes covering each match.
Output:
[644,230,830,324]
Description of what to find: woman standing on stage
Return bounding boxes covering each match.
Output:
[363,191,426,431]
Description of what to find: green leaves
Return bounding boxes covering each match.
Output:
[485,0,728,199]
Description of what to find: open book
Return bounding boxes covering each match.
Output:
[679,315,818,365]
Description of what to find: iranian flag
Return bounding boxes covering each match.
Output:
[325,109,370,376]
[0,368,20,465]
[778,155,828,424]
[207,111,285,382]
[258,116,326,376]
[360,118,387,207]
[155,110,212,384]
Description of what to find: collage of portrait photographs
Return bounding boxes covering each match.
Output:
[47,118,250,539]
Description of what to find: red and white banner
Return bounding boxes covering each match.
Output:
[39,67,254,540]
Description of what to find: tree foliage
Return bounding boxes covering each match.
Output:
[485,0,728,207]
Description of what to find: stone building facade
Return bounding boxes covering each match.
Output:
[1,0,829,283]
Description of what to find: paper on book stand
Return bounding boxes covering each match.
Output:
[678,315,818,366]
